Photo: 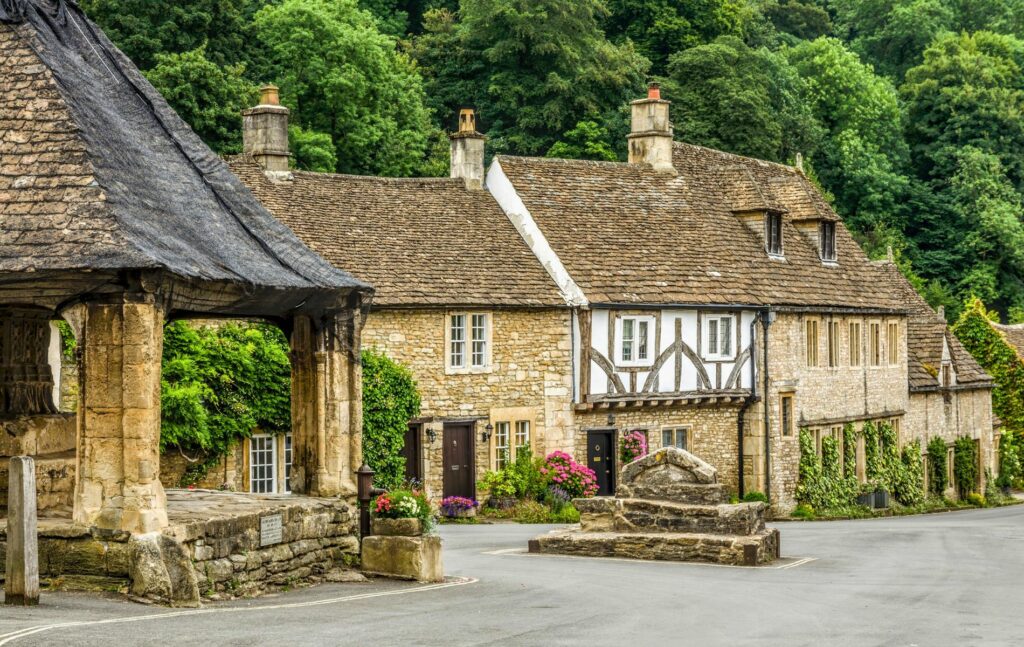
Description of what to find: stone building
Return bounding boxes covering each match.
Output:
[1,0,369,602]
[231,104,571,502]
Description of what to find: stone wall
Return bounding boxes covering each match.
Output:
[906,387,996,487]
[574,404,743,495]
[362,307,574,500]
[745,312,910,512]
[160,444,246,491]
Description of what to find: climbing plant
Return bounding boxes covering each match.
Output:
[894,440,925,506]
[953,298,1024,433]
[953,436,979,498]
[996,430,1022,489]
[926,436,948,496]
[362,348,421,491]
[796,429,856,510]
[842,423,857,481]
[862,421,882,484]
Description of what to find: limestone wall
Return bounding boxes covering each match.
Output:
[160,444,246,491]
[362,307,574,499]
[906,388,996,483]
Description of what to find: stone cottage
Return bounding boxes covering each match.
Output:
[231,100,572,502]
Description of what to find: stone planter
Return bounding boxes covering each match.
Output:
[361,534,444,583]
[371,517,422,537]
[443,507,476,519]
[487,496,517,510]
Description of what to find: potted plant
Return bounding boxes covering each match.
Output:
[873,486,891,509]
[440,496,478,519]
[855,483,875,508]
[371,489,433,536]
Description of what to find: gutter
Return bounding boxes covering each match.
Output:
[736,312,763,498]
[761,308,775,504]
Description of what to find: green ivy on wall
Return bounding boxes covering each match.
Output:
[953,298,1024,432]
[953,436,979,498]
[926,436,948,496]
[361,349,421,491]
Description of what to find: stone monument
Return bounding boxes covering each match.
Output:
[530,448,780,566]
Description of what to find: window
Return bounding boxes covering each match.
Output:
[766,212,783,256]
[662,427,690,451]
[820,221,837,262]
[284,433,293,493]
[515,420,530,452]
[449,313,490,370]
[849,321,862,367]
[494,421,511,470]
[806,319,819,368]
[827,321,839,368]
[942,363,952,387]
[869,322,881,366]
[704,314,735,360]
[617,316,654,366]
[249,434,277,494]
[887,322,899,365]
[780,393,794,437]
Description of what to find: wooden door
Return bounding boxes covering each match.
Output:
[443,423,475,499]
[400,424,422,485]
[587,430,616,496]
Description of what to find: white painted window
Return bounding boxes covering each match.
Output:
[495,421,511,470]
[449,312,490,370]
[471,314,488,367]
[515,420,530,452]
[284,433,293,494]
[450,314,466,368]
[616,316,655,367]
[250,434,277,494]
[662,427,689,451]
[703,314,735,361]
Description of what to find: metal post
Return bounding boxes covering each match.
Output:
[5,456,39,606]
[356,464,375,538]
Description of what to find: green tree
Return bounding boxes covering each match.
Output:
[255,0,435,176]
[763,0,833,44]
[662,36,822,163]
[362,349,421,490]
[143,46,258,155]
[953,297,1024,432]
[546,120,619,161]
[288,125,339,173]
[416,0,648,157]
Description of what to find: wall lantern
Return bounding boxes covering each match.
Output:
[481,423,493,444]
[426,428,437,444]
[607,413,616,428]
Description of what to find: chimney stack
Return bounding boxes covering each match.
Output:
[243,84,291,174]
[628,83,675,174]
[450,108,486,190]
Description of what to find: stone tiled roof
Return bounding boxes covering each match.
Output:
[0,2,365,315]
[877,262,991,391]
[990,322,1024,362]
[494,142,889,308]
[229,158,565,308]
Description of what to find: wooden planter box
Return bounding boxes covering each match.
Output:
[371,517,422,537]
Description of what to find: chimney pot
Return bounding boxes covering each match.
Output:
[259,84,280,106]
[243,84,291,174]
[647,83,661,100]
[458,108,478,134]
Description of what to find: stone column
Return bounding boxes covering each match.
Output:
[5,456,39,606]
[71,295,167,534]
[290,309,363,497]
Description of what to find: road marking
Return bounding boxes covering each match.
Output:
[0,577,477,646]
[486,549,817,570]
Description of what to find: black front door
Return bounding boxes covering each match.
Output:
[587,430,616,496]
[443,422,475,498]
[400,424,422,484]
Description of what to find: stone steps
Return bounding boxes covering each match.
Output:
[579,498,767,536]
[530,528,781,566]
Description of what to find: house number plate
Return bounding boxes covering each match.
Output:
[260,514,283,547]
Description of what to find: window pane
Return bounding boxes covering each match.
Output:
[720,317,732,356]
[638,320,648,361]
[450,315,466,367]
[495,422,510,470]
[662,430,672,447]
[708,319,718,355]
[471,314,488,367]
[515,421,529,449]
[675,431,687,451]
[250,435,276,494]
[621,318,634,362]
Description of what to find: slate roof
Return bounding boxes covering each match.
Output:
[990,323,1024,362]
[494,142,893,308]
[877,262,990,391]
[0,1,366,314]
[229,158,565,308]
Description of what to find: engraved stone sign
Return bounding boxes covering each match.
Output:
[260,514,283,547]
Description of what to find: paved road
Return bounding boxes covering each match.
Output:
[2,505,1023,646]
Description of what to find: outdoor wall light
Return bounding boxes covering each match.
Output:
[481,423,493,443]
[426,428,437,444]
[607,413,616,428]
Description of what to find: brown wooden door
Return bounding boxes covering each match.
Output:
[400,424,422,485]
[443,423,475,498]
[587,430,616,496]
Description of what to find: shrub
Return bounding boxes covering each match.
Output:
[953,436,979,498]
[549,504,581,524]
[927,436,948,496]
[362,349,421,491]
[480,443,548,501]
[996,430,1022,489]
[892,440,924,506]
[796,429,856,510]
[966,492,986,507]
[792,503,815,519]
[541,451,598,498]
[480,469,520,499]
[373,488,434,531]
[619,430,648,465]
[742,491,768,503]
[546,486,572,513]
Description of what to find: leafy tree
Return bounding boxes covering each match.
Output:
[359,0,458,36]
[362,349,421,490]
[144,46,258,155]
[254,0,435,176]
[546,120,619,161]
[763,0,833,44]
[288,125,339,173]
[416,0,648,157]
[953,298,1024,433]
[663,36,822,163]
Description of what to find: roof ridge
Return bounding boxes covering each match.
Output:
[494,154,633,170]
[672,141,800,174]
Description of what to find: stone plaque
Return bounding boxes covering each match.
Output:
[260,514,283,547]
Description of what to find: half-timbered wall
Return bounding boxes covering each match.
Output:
[586,308,757,399]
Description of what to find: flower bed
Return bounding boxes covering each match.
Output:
[373,488,435,533]
[541,451,598,498]
[440,496,478,518]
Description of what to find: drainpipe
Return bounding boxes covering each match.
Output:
[736,313,761,498]
[762,309,774,504]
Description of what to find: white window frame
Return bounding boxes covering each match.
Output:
[447,312,492,372]
[615,315,656,367]
[662,427,690,451]
[494,421,511,470]
[249,433,278,494]
[283,432,293,494]
[703,314,736,361]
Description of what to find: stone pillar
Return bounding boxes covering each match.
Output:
[4,456,39,606]
[71,295,168,534]
[290,308,363,497]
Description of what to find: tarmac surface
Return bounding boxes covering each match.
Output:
[2,504,1023,646]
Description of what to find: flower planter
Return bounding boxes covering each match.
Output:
[444,508,476,519]
[371,517,423,537]
[855,492,874,507]
[873,489,890,509]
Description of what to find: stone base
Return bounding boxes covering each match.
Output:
[0,489,360,606]
[361,535,443,582]
[530,528,781,566]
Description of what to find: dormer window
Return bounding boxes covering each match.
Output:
[766,212,783,256]
[820,221,837,262]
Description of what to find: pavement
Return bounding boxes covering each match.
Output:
[2,504,1023,646]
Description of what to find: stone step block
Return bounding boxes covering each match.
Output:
[614,499,767,536]
[530,528,781,566]
[616,482,730,505]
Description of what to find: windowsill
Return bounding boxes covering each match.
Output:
[767,253,787,262]
[821,260,839,267]
[446,365,493,376]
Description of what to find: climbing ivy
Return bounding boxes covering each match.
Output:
[997,430,1023,488]
[953,436,979,498]
[953,298,1024,433]
[926,436,948,496]
[795,429,857,510]
[863,420,882,484]
[842,422,857,481]
[362,349,421,491]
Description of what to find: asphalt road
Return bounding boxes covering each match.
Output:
[2,505,1023,646]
